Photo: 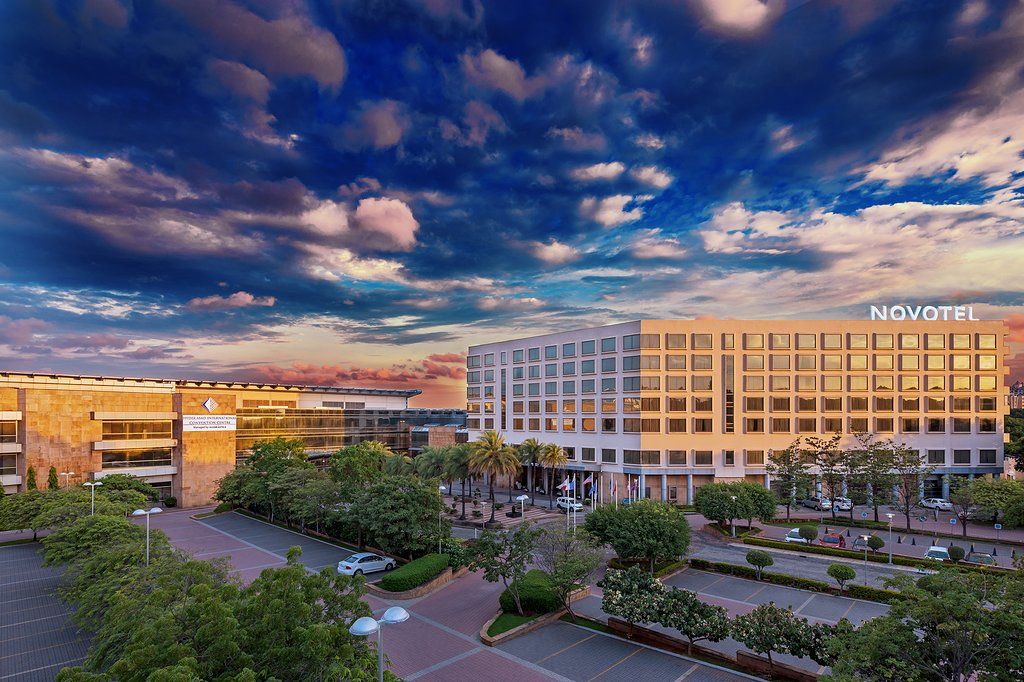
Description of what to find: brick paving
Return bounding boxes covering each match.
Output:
[0,543,89,682]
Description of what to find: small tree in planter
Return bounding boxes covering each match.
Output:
[745,550,774,580]
[533,527,602,620]
[731,602,809,675]
[867,535,884,554]
[947,545,965,563]
[827,563,856,592]
[798,524,818,543]
[470,523,540,616]
[655,588,730,655]
[597,566,663,638]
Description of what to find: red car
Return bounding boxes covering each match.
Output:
[818,533,846,549]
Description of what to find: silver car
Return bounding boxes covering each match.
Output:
[337,552,396,575]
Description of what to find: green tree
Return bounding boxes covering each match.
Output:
[827,563,855,592]
[693,482,739,530]
[969,477,1024,526]
[537,442,567,510]
[855,433,897,522]
[383,452,413,476]
[867,535,884,553]
[327,441,389,490]
[745,550,773,580]
[533,527,602,619]
[414,445,448,481]
[824,617,930,682]
[806,434,844,519]
[948,477,980,537]
[798,524,818,543]
[838,440,867,520]
[655,588,730,655]
[442,443,472,519]
[1005,408,1024,472]
[888,439,934,532]
[731,602,810,675]
[0,489,45,537]
[48,465,60,489]
[468,431,520,524]
[584,499,690,572]
[26,465,36,490]
[517,437,543,505]
[734,481,777,529]
[767,438,812,520]
[470,523,540,616]
[597,566,663,638]
[348,475,448,557]
[947,545,965,562]
[89,473,159,500]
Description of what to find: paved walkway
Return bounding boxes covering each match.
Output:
[0,543,89,682]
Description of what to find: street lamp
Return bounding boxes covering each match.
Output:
[885,513,894,565]
[83,481,103,515]
[516,494,529,518]
[349,606,410,682]
[730,495,737,537]
[132,507,162,565]
[860,534,871,585]
[59,471,74,488]
[438,485,447,554]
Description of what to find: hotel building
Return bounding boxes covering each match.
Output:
[467,319,1009,504]
[0,371,463,506]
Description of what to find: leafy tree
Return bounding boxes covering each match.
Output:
[26,465,36,490]
[827,563,855,592]
[273,468,342,533]
[798,524,818,543]
[888,439,934,532]
[855,433,897,522]
[383,453,413,476]
[537,442,567,509]
[824,617,930,682]
[219,438,312,522]
[0,489,45,537]
[867,535,884,553]
[517,437,543,505]
[948,477,980,537]
[442,443,471,519]
[42,513,151,566]
[215,467,268,514]
[414,445,448,481]
[767,438,812,520]
[655,588,731,655]
[468,431,520,524]
[91,473,159,500]
[947,545,965,562]
[327,441,389,490]
[470,523,540,615]
[734,481,777,529]
[838,439,867,520]
[969,477,1024,526]
[533,527,601,619]
[745,550,773,580]
[48,465,60,489]
[731,602,810,674]
[806,434,844,519]
[348,475,448,557]
[583,499,690,572]
[246,437,309,473]
[693,482,739,529]
[597,566,663,637]
[1005,408,1024,471]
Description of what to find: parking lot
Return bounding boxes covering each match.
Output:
[498,621,756,681]
[147,509,396,583]
[1,543,89,681]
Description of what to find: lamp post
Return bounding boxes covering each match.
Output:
[132,507,162,565]
[59,471,74,488]
[83,481,103,515]
[860,534,870,585]
[730,495,737,537]
[516,494,529,518]
[438,485,447,554]
[885,513,894,564]
[349,606,410,682]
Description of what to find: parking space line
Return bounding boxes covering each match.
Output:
[219,513,357,553]
[0,658,86,681]
[674,663,700,681]
[536,633,597,664]
[587,647,642,681]
[405,648,479,679]
[792,593,817,615]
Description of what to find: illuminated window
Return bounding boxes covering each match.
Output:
[796,334,816,349]
[849,334,868,349]
[745,355,764,370]
[744,375,764,391]
[926,355,945,371]
[771,375,791,391]
[978,355,996,371]
[849,355,868,370]
[901,375,920,391]
[797,355,816,370]
[978,334,996,350]
[745,333,764,350]
[875,334,894,349]
[849,376,868,391]
[823,354,842,370]
[875,355,894,370]
[823,334,842,350]
[770,354,790,370]
[771,334,790,349]
[796,375,816,391]
[952,355,970,370]
[925,334,944,350]
[900,334,919,349]
[823,375,843,391]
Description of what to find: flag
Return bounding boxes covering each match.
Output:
[558,478,569,492]
[583,474,594,487]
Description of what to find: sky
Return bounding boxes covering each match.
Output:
[1,0,1023,408]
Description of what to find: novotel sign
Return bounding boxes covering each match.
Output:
[870,305,979,321]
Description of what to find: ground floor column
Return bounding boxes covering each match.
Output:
[661,473,667,501]
[686,473,694,505]
[941,474,950,499]
[639,472,646,500]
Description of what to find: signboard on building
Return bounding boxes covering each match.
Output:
[182,415,237,432]
[869,305,979,321]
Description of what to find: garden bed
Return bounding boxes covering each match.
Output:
[607,557,688,578]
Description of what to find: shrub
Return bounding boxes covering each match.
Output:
[439,537,472,569]
[163,496,177,508]
[846,584,900,604]
[690,558,898,602]
[213,502,233,514]
[798,524,818,543]
[745,550,774,579]
[378,553,448,592]
[867,535,885,553]
[499,569,561,615]
[948,545,966,562]
[827,563,856,592]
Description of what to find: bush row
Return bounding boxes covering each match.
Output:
[688,558,900,604]
[499,569,562,615]
[768,517,890,531]
[378,553,448,592]
[742,537,1009,575]
[608,557,686,576]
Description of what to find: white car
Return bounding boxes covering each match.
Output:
[556,496,584,512]
[784,528,810,544]
[832,497,853,512]
[337,552,395,576]
[801,496,832,511]
[921,498,953,511]
[924,546,950,562]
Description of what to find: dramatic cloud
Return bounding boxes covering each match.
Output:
[351,197,420,251]
[578,194,648,227]
[186,291,276,311]
[688,0,778,35]
[571,162,625,182]
[531,239,579,265]
[629,230,687,259]
[461,48,536,101]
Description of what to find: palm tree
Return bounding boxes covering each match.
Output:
[537,443,568,510]
[384,453,413,476]
[442,444,471,520]
[469,431,521,524]
[518,437,543,506]
[415,446,447,480]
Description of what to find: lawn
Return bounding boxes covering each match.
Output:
[487,612,539,637]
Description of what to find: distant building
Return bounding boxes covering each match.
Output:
[0,371,464,506]
[409,422,469,456]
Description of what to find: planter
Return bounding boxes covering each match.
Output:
[480,585,591,646]
[483,520,502,529]
[365,566,468,600]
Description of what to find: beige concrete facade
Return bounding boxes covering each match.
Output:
[467,318,1009,504]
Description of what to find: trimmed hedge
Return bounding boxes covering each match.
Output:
[608,557,686,577]
[743,537,1010,575]
[689,558,901,604]
[499,569,561,615]
[378,553,448,592]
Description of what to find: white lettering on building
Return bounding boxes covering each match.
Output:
[182,414,237,432]
[869,305,978,321]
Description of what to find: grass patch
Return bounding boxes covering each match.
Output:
[487,612,539,636]
[561,614,614,635]
[708,522,763,539]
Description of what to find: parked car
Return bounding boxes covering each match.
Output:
[800,496,832,511]
[337,552,395,576]
[818,532,846,549]
[851,535,876,551]
[784,528,810,544]
[556,496,584,512]
[832,497,853,512]
[965,551,996,566]
[924,546,950,562]
[921,498,953,511]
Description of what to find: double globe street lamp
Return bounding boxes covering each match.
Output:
[349,606,410,682]
[132,507,162,565]
[83,480,103,515]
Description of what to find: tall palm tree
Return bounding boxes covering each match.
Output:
[537,442,568,510]
[384,453,413,476]
[518,437,543,506]
[469,431,521,524]
[442,444,471,520]
[415,445,447,480]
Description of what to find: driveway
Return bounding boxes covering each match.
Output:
[0,543,89,681]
